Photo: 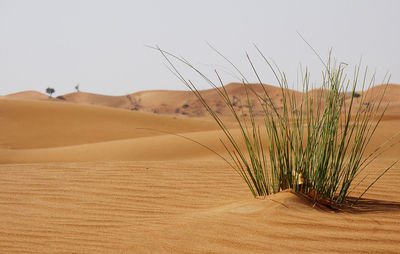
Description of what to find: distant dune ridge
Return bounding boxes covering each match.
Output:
[2,90,50,101]
[0,83,399,253]
[3,83,399,117]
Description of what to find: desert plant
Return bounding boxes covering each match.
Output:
[75,84,80,92]
[156,46,398,208]
[46,87,55,98]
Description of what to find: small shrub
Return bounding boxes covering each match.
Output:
[46,87,55,98]
[156,46,398,208]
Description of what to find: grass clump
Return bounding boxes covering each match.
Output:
[156,45,398,209]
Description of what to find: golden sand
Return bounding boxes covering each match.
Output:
[0,86,399,253]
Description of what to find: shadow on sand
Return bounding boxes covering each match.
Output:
[295,192,400,213]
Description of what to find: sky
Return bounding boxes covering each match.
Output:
[0,0,399,96]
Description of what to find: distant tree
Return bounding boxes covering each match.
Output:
[75,84,80,92]
[46,87,55,98]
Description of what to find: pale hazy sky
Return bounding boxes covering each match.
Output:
[0,0,399,96]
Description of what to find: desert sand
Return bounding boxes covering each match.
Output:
[0,84,400,253]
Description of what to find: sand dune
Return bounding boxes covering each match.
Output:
[0,97,399,164]
[129,83,291,116]
[5,83,399,117]
[0,129,229,163]
[0,97,398,164]
[0,85,399,253]
[2,90,49,101]
[0,99,217,149]
[0,119,398,164]
[50,83,288,116]
[58,91,133,109]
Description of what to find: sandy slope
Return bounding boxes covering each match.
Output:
[0,98,398,164]
[0,88,400,253]
[0,160,399,253]
[1,90,49,101]
[0,99,218,149]
[0,118,399,164]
